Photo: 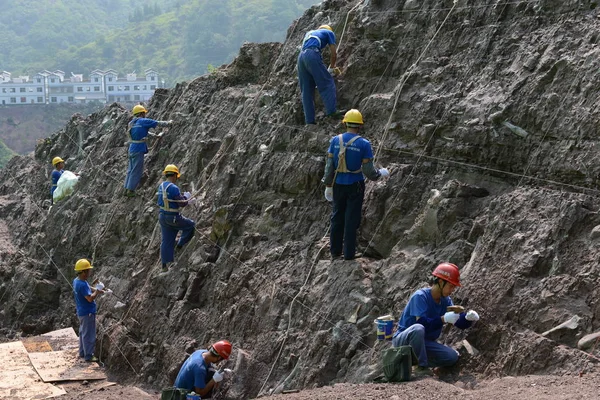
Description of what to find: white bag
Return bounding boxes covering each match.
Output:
[52,170,79,202]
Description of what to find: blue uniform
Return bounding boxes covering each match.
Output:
[174,350,212,391]
[124,117,158,191]
[50,169,64,196]
[392,288,472,368]
[297,28,337,124]
[73,278,97,361]
[327,133,374,185]
[157,181,195,264]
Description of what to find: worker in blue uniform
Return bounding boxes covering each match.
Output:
[157,164,196,272]
[124,104,172,197]
[73,258,104,362]
[50,156,65,198]
[297,24,342,125]
[392,263,480,376]
[322,109,389,260]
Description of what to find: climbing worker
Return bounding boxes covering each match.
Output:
[50,156,65,199]
[297,24,343,125]
[321,109,389,260]
[157,164,196,272]
[123,104,172,197]
[173,340,232,398]
[73,258,104,362]
[392,263,480,376]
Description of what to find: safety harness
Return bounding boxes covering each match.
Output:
[335,134,362,174]
[128,118,146,144]
[302,31,322,50]
[159,182,185,214]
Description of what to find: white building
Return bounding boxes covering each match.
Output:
[0,68,160,106]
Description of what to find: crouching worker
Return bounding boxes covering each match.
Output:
[157,164,196,273]
[169,340,233,399]
[392,263,480,376]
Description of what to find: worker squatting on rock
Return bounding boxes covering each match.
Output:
[392,263,480,376]
[297,24,343,125]
[157,164,196,272]
[124,104,173,197]
[50,156,65,199]
[72,258,104,362]
[173,340,233,398]
[321,109,389,260]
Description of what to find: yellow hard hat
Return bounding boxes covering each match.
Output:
[319,25,333,31]
[132,105,147,115]
[74,259,93,272]
[342,109,364,125]
[52,156,64,166]
[163,164,180,178]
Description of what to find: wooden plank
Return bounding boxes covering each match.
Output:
[0,341,66,399]
[28,349,106,383]
[22,327,79,352]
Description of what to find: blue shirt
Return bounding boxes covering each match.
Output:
[73,278,96,316]
[397,288,453,341]
[50,169,64,195]
[174,350,211,391]
[327,133,374,185]
[128,117,158,154]
[302,28,336,50]
[157,181,187,215]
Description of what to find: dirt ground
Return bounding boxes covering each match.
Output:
[52,372,600,400]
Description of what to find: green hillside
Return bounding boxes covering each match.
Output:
[0,138,15,167]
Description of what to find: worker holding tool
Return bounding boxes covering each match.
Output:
[173,340,233,398]
[123,104,172,197]
[50,156,65,198]
[157,164,196,272]
[392,263,480,376]
[297,24,343,125]
[73,258,104,362]
[321,109,389,260]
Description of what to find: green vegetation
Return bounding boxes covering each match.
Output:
[1,0,319,85]
[0,139,15,167]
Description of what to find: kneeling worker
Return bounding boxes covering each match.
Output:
[50,156,65,199]
[157,164,196,272]
[174,340,232,398]
[392,263,480,376]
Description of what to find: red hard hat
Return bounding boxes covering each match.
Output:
[432,262,461,287]
[211,340,232,360]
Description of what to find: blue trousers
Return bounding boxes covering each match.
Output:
[392,324,459,368]
[159,213,196,264]
[78,313,96,360]
[297,48,337,124]
[330,181,365,259]
[124,152,144,191]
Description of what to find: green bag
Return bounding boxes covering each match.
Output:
[160,387,189,400]
[382,345,418,382]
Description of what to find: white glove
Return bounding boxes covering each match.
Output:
[183,192,192,200]
[167,120,173,126]
[213,371,223,383]
[443,311,460,325]
[327,67,334,76]
[187,198,197,205]
[378,168,390,178]
[95,282,105,291]
[324,187,333,202]
[465,310,480,322]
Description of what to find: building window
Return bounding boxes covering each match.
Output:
[143,85,147,90]
[10,97,16,103]
[68,96,74,102]
[151,76,155,81]
[108,86,114,91]
[1,88,5,93]
[94,78,99,82]
[150,85,156,90]
[108,77,113,82]
[134,85,140,91]
[124,86,130,91]
[19,88,25,92]
[28,88,33,92]
[36,78,42,83]
[134,95,140,100]
[94,86,100,91]
[37,87,43,92]
[124,95,131,101]
[20,97,26,102]
[51,78,55,83]
[51,97,57,103]
[77,87,83,92]
[37,97,43,102]
[9,88,15,93]
[85,87,90,91]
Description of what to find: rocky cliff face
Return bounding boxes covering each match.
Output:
[1,0,599,397]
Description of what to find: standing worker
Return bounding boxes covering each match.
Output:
[298,24,342,125]
[124,104,172,197]
[321,109,389,260]
[392,263,480,376]
[73,258,104,362]
[50,156,65,199]
[157,164,196,272]
[173,340,232,398]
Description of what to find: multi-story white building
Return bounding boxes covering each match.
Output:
[0,68,160,106]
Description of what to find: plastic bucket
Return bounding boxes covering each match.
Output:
[375,315,394,341]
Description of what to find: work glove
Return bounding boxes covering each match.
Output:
[443,311,460,325]
[183,191,192,200]
[95,282,105,291]
[167,120,173,126]
[212,371,223,383]
[465,310,480,322]
[187,198,197,205]
[327,67,341,76]
[378,168,390,178]
[324,187,333,202]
